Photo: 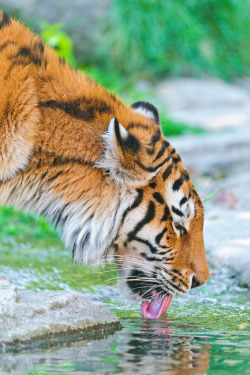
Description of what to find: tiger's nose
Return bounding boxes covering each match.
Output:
[191,275,203,289]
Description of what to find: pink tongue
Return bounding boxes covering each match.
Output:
[141,294,173,319]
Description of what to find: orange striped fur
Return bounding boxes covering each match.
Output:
[0,12,209,302]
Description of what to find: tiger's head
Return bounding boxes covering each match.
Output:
[97,101,209,318]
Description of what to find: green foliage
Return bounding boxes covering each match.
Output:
[95,0,249,79]
[160,111,205,136]
[40,21,76,67]
[0,206,58,240]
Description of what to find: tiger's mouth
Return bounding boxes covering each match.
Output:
[141,291,173,319]
[125,268,174,319]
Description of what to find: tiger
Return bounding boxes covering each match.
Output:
[0,12,209,319]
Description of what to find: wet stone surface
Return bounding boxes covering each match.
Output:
[0,276,121,347]
[157,78,250,130]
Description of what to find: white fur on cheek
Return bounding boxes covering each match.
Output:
[165,181,194,234]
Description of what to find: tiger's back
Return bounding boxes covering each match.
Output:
[0,12,209,318]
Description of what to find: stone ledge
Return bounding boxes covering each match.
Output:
[0,277,121,348]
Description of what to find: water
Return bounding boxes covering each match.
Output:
[0,223,250,374]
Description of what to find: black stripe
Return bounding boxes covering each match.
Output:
[161,204,170,221]
[133,237,158,254]
[52,156,89,166]
[163,257,175,263]
[14,46,42,65]
[146,146,155,155]
[172,206,184,217]
[54,203,70,228]
[6,46,44,78]
[40,151,93,167]
[46,171,63,184]
[145,129,161,155]
[138,155,170,173]
[60,214,69,229]
[182,170,190,181]
[158,251,168,255]
[162,248,175,254]
[174,222,187,236]
[40,171,48,181]
[149,182,156,188]
[39,204,52,218]
[127,123,149,130]
[127,201,155,242]
[153,192,164,204]
[80,230,90,249]
[166,279,185,294]
[150,130,161,145]
[140,252,163,262]
[172,155,181,163]
[123,134,140,152]
[121,189,143,224]
[53,208,66,228]
[35,41,44,54]
[114,117,123,148]
[155,228,167,245]
[162,164,173,181]
[39,99,111,122]
[169,271,189,288]
[0,12,10,30]
[172,269,182,276]
[71,227,82,259]
[180,196,188,206]
[153,141,168,162]
[173,176,184,191]
[109,93,119,103]
[72,242,77,259]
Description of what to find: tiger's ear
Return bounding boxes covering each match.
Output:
[109,117,140,153]
[131,101,160,125]
[96,117,145,185]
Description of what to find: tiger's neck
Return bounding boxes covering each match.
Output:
[0,163,136,263]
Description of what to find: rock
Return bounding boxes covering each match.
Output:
[0,277,121,347]
[0,276,17,304]
[204,208,250,286]
[157,78,250,130]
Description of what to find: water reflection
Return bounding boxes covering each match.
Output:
[111,318,211,375]
[1,318,212,375]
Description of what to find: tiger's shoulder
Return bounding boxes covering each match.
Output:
[0,11,167,182]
